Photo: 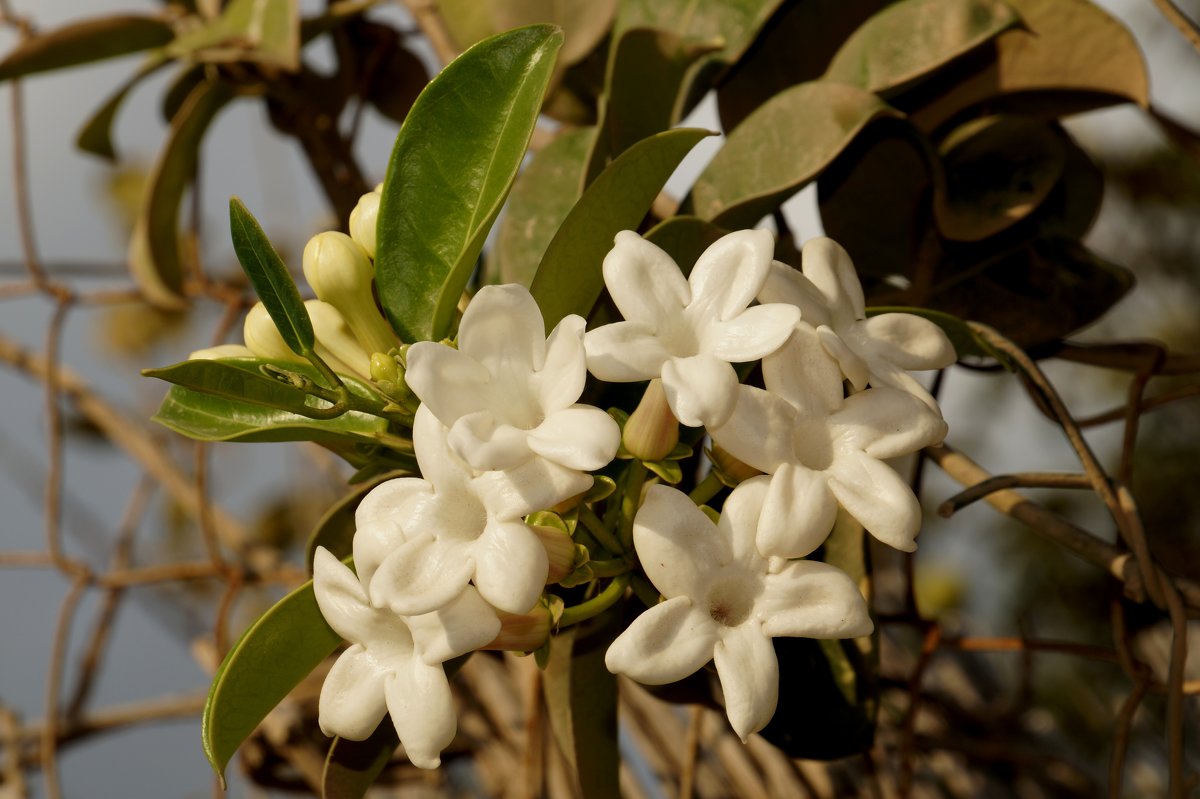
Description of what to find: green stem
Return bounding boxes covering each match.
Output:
[619,460,648,552]
[587,557,635,578]
[578,505,624,557]
[631,573,661,608]
[689,470,724,506]
[558,574,630,628]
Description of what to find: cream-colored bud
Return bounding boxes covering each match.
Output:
[305,300,373,380]
[348,190,380,259]
[623,379,679,461]
[302,231,397,355]
[243,303,306,363]
[188,343,254,360]
[531,524,577,584]
[481,605,551,652]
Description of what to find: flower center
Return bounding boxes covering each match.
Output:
[791,418,834,471]
[705,574,761,627]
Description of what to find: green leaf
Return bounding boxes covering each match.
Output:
[529,127,712,331]
[643,215,728,279]
[375,25,564,342]
[305,470,410,570]
[168,0,300,70]
[229,197,315,355]
[321,725,399,799]
[150,361,388,446]
[145,358,332,415]
[491,0,618,65]
[0,15,173,83]
[691,81,900,228]
[129,78,234,308]
[543,613,621,798]
[203,566,344,782]
[76,54,169,161]
[825,0,1020,94]
[431,0,497,52]
[496,127,596,287]
[614,0,788,70]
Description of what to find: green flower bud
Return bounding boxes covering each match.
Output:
[369,351,399,384]
[348,190,380,259]
[623,379,679,461]
[302,231,397,356]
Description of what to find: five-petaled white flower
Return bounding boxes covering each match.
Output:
[405,284,620,474]
[364,405,590,616]
[312,547,500,769]
[759,237,956,410]
[584,230,800,428]
[605,482,873,741]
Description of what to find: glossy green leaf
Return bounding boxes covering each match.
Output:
[543,613,621,798]
[168,0,300,70]
[203,566,344,782]
[497,127,596,287]
[643,215,728,278]
[375,25,563,342]
[129,79,234,308]
[229,197,314,355]
[146,358,331,415]
[614,0,787,69]
[529,127,712,331]
[692,81,899,228]
[151,360,388,446]
[76,55,169,161]
[0,15,173,83]
[304,470,409,570]
[321,725,399,799]
[825,0,1019,94]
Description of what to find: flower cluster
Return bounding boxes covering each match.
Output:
[221,194,954,764]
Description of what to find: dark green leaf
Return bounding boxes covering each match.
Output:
[321,725,399,799]
[643,216,728,278]
[1034,136,1103,240]
[161,64,207,123]
[375,25,563,342]
[129,78,234,308]
[543,613,621,798]
[497,127,596,287]
[203,567,344,782]
[529,127,712,331]
[0,15,173,83]
[145,358,330,415]
[692,81,899,228]
[614,0,788,69]
[76,55,169,161]
[168,0,300,70]
[825,0,1019,94]
[305,470,410,570]
[229,197,314,355]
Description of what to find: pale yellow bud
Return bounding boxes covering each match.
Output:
[531,524,577,584]
[709,443,762,486]
[305,300,373,380]
[188,343,254,360]
[369,351,399,384]
[481,605,551,652]
[243,303,305,363]
[348,190,381,259]
[623,379,679,461]
[302,231,397,355]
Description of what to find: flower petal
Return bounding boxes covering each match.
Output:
[408,586,501,665]
[714,622,779,741]
[471,519,549,614]
[353,477,431,584]
[861,356,942,411]
[447,411,533,472]
[708,386,799,475]
[634,484,730,600]
[817,325,869,390]
[827,449,921,552]
[313,547,375,643]
[584,321,671,382]
[762,324,844,415]
[602,231,691,326]
[661,354,738,427]
[404,343,491,425]
[757,260,831,327]
[411,405,474,496]
[457,284,545,374]
[534,315,587,411]
[718,476,770,567]
[605,596,718,684]
[709,303,800,362]
[527,406,621,471]
[472,457,593,520]
[758,560,872,638]
[687,229,774,321]
[757,464,837,559]
[832,387,947,460]
[858,313,956,370]
[801,237,864,327]
[384,660,456,769]
[369,535,476,616]
[318,645,389,740]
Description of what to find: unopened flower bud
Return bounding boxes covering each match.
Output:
[623,379,679,461]
[708,442,762,487]
[302,231,397,356]
[243,303,306,363]
[530,524,576,584]
[348,190,380,259]
[306,300,372,380]
[189,343,254,360]
[369,351,399,384]
[481,605,551,652]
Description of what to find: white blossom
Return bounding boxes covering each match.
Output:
[405,284,620,474]
[605,482,872,741]
[312,547,499,769]
[584,230,800,428]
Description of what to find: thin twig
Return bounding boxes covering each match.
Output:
[1151,0,1200,53]
[678,706,702,799]
[938,471,1094,516]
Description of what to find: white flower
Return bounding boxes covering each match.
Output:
[584,230,800,428]
[364,405,591,616]
[605,482,872,741]
[405,284,620,474]
[312,547,499,769]
[759,237,956,410]
[710,374,947,555]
